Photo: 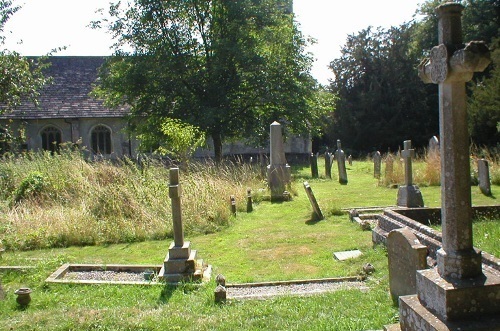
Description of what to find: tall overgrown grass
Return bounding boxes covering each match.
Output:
[0,148,263,251]
[379,144,500,187]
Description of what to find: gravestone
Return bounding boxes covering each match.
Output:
[396,140,424,207]
[230,195,236,216]
[310,152,319,178]
[387,228,428,304]
[373,151,382,179]
[266,121,291,201]
[385,152,394,182]
[158,168,199,282]
[428,135,439,154]
[325,151,333,179]
[347,155,352,166]
[386,3,499,330]
[303,181,324,220]
[246,188,253,212]
[334,140,348,185]
[0,278,4,300]
[477,159,491,196]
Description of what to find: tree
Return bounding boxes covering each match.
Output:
[328,23,438,153]
[92,0,322,162]
[0,0,49,112]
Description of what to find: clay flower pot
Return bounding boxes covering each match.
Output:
[14,288,32,306]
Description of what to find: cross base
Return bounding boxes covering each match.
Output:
[397,185,424,208]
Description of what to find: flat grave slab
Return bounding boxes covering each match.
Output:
[333,249,362,261]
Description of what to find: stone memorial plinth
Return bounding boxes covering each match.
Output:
[385,3,500,330]
[397,140,424,208]
[266,122,291,201]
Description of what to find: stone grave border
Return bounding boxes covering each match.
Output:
[46,263,212,285]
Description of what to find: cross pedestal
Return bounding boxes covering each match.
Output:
[397,140,424,207]
[386,3,500,330]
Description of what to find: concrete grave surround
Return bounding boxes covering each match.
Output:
[333,250,362,261]
[266,121,291,201]
[477,159,491,196]
[387,227,428,303]
[397,140,424,208]
[335,140,348,185]
[385,3,499,330]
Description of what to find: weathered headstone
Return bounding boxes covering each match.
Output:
[386,3,499,330]
[303,181,324,220]
[266,121,291,201]
[334,140,348,185]
[246,188,253,212]
[310,152,319,178]
[385,152,394,182]
[158,168,198,282]
[396,140,424,207]
[428,135,439,154]
[387,228,428,304]
[230,195,236,216]
[373,151,381,179]
[477,158,491,196]
[347,155,352,166]
[324,151,332,179]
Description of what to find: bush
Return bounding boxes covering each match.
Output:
[13,171,47,203]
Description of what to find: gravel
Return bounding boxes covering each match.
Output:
[227,281,368,300]
[64,270,150,283]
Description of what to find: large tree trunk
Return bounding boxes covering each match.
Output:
[212,132,223,163]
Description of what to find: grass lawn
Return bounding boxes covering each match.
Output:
[0,160,498,330]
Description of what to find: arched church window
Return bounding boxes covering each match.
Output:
[41,126,62,153]
[91,125,112,154]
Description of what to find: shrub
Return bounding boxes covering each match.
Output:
[13,171,47,203]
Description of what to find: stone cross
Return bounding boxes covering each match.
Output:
[169,167,184,247]
[418,2,490,280]
[401,140,414,186]
[335,139,348,185]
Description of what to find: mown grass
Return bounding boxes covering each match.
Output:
[0,150,498,331]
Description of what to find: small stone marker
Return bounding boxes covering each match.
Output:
[214,285,227,303]
[373,151,381,179]
[387,227,427,304]
[396,140,424,207]
[303,181,324,220]
[230,195,236,216]
[266,121,291,201]
[246,188,253,212]
[335,140,348,185]
[310,152,319,178]
[347,155,352,166]
[333,249,362,261]
[477,158,491,196]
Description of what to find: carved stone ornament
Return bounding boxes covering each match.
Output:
[430,44,449,84]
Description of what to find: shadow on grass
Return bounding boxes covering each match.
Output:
[157,285,176,304]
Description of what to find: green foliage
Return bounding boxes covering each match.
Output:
[137,118,206,165]
[93,0,321,161]
[13,171,46,203]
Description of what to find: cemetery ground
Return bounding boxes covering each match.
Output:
[0,153,498,330]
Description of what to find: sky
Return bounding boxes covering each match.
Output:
[3,0,424,85]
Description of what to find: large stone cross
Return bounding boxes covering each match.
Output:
[418,2,490,279]
[401,140,414,186]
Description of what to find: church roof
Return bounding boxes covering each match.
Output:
[0,56,129,120]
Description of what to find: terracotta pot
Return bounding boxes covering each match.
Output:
[14,288,32,306]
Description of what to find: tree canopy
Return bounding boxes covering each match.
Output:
[93,0,326,161]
